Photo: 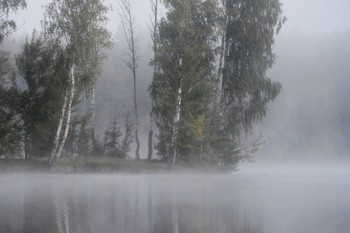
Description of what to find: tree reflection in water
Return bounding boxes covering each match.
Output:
[0,175,263,233]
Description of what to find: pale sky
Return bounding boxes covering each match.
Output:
[281,0,350,35]
[12,0,153,37]
[11,0,350,37]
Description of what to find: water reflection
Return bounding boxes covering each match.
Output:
[0,175,263,233]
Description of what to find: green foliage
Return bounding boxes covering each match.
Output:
[120,114,133,159]
[150,0,284,170]
[102,115,134,159]
[220,0,285,137]
[0,46,22,157]
[42,0,113,164]
[0,0,284,171]
[43,0,112,88]
[104,118,123,157]
[150,0,219,161]
[52,156,167,173]
[76,116,91,156]
[90,135,104,156]
[15,32,69,158]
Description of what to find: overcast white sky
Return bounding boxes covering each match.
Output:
[281,0,350,35]
[12,0,350,37]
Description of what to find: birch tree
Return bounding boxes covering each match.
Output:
[85,1,112,151]
[118,0,140,160]
[219,0,285,137]
[44,0,111,166]
[150,0,284,170]
[150,0,219,168]
[147,0,160,161]
[206,0,285,170]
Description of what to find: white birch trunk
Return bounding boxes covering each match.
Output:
[134,69,140,160]
[56,64,75,160]
[148,0,159,161]
[218,6,229,132]
[168,83,182,169]
[90,81,96,146]
[217,27,226,88]
[218,5,228,99]
[49,89,69,166]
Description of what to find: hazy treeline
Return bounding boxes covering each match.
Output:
[0,0,285,170]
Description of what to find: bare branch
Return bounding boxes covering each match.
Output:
[117,0,140,160]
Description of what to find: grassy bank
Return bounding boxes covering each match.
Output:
[0,157,228,174]
[0,157,167,173]
[53,157,168,173]
[0,158,49,173]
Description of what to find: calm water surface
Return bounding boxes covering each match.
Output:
[0,169,350,233]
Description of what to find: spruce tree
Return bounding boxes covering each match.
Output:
[15,33,68,159]
[104,118,122,158]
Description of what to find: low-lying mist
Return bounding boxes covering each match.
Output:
[245,30,350,165]
[1,172,350,233]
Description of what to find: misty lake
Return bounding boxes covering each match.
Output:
[1,169,350,233]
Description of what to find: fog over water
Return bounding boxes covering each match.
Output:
[1,173,350,233]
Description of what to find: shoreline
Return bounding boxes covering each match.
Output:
[0,157,231,174]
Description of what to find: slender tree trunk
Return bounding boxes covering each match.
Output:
[49,88,69,166]
[23,133,29,160]
[148,0,159,161]
[90,81,96,147]
[133,68,140,160]
[219,1,228,101]
[49,64,75,166]
[56,64,75,159]
[119,0,140,160]
[147,111,154,161]
[167,82,182,169]
[216,14,227,91]
[218,3,229,134]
